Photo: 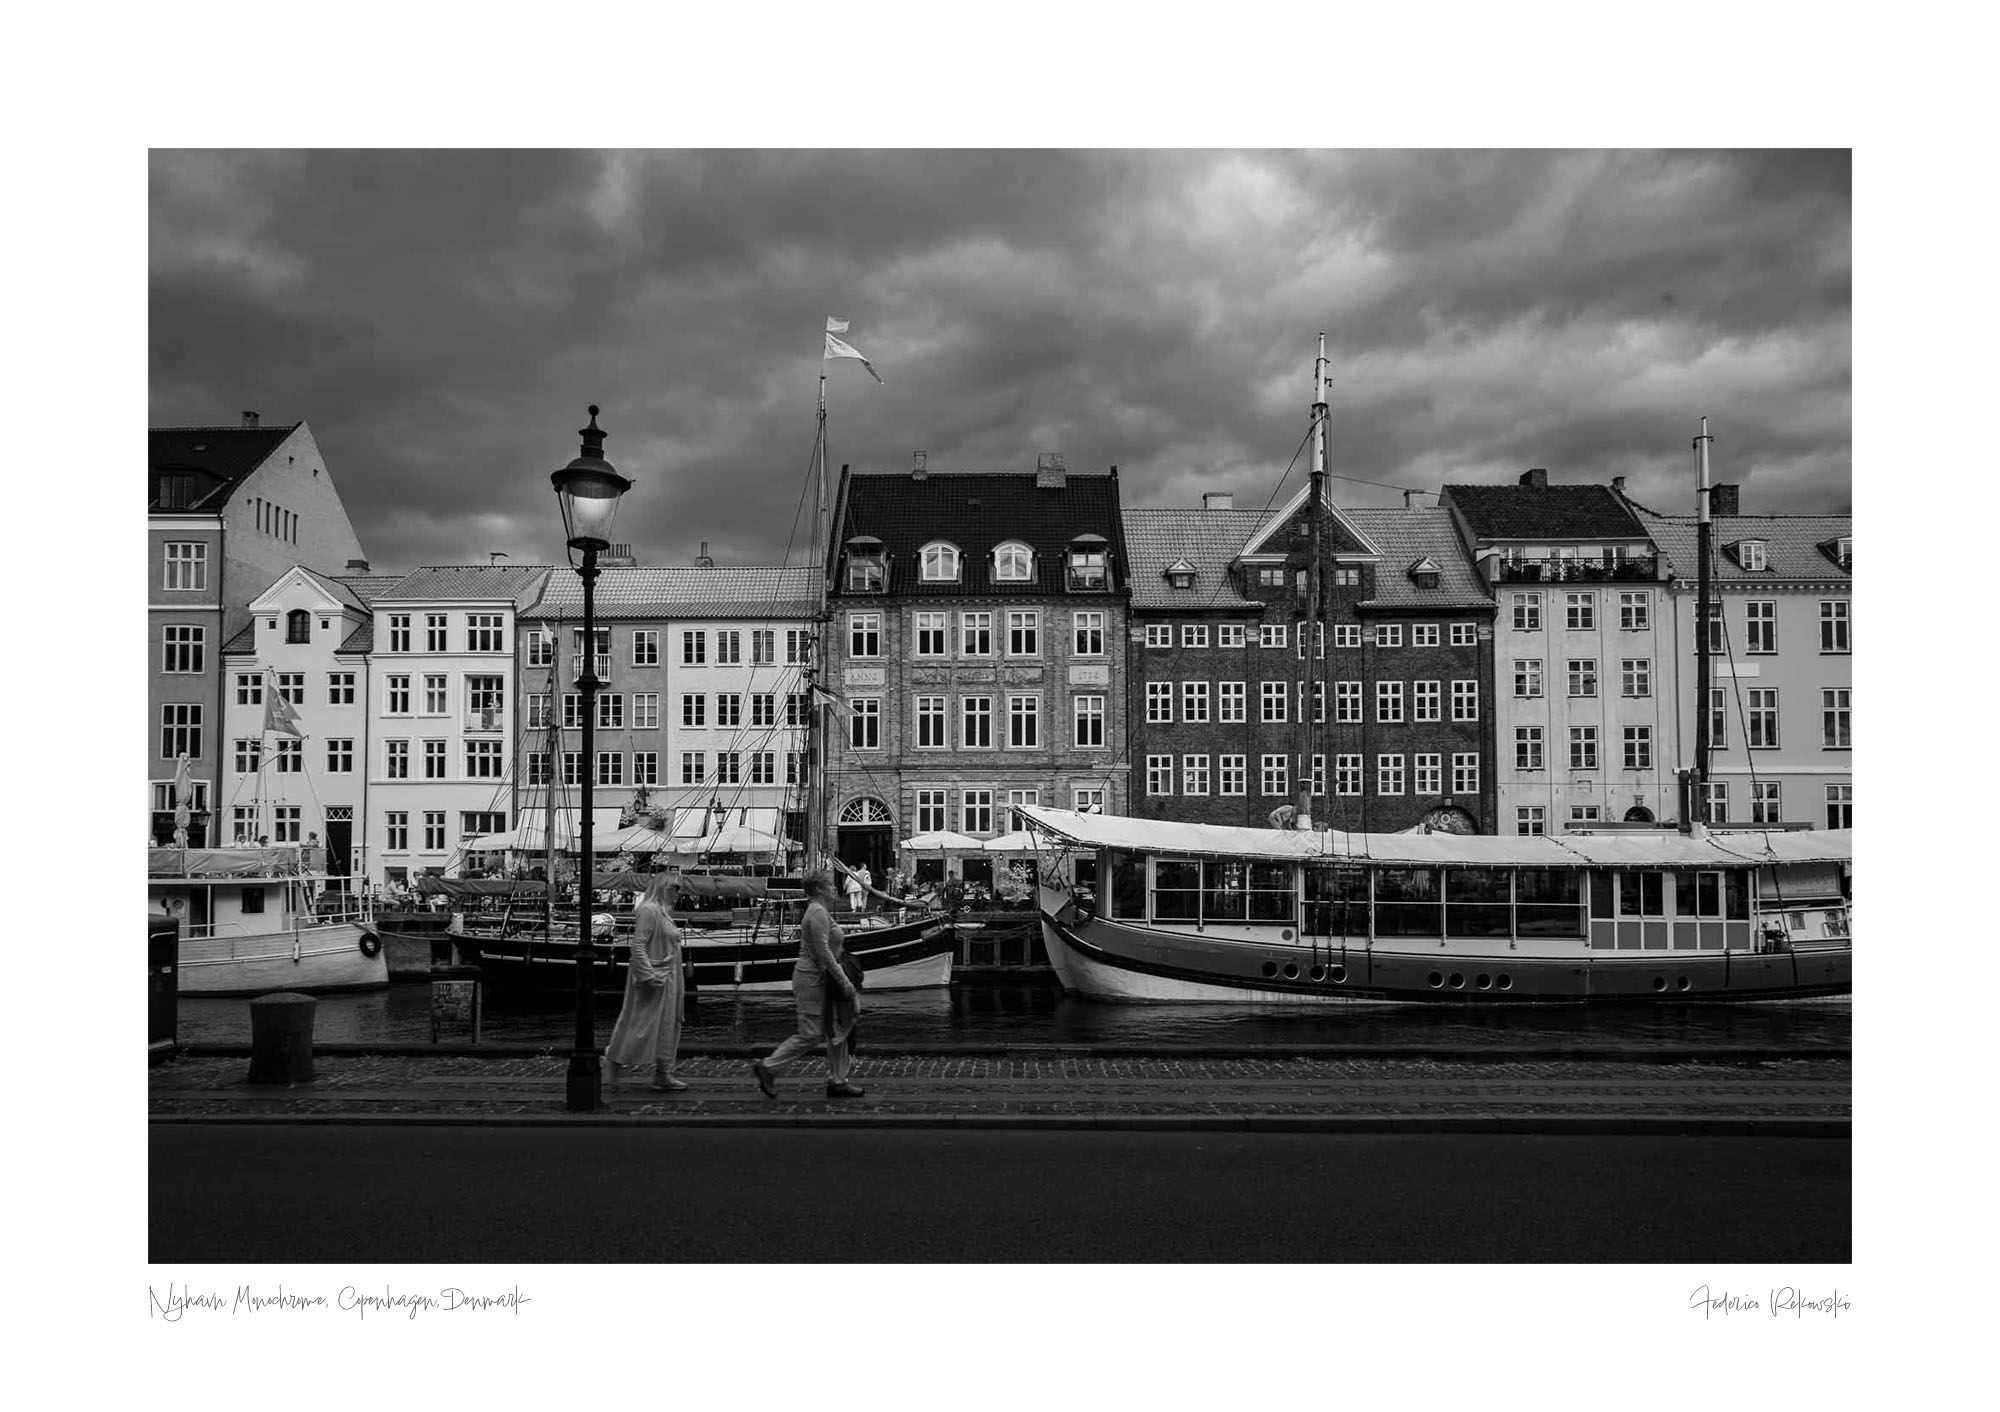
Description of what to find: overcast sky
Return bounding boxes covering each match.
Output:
[149,149,1850,574]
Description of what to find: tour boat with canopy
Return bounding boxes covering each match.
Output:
[150,844,385,996]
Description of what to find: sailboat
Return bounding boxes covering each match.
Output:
[1023,352,1851,1003]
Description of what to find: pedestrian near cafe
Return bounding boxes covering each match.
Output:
[605,874,688,1092]
[841,865,865,913]
[751,869,863,1100]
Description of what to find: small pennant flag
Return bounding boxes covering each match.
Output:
[823,329,883,384]
[264,674,305,738]
[825,316,850,333]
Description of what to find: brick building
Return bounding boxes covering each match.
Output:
[823,456,1130,882]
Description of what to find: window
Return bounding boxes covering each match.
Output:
[385,812,409,851]
[275,608,307,645]
[1334,566,1362,588]
[751,629,775,665]
[233,739,261,773]
[327,738,354,774]
[1377,623,1403,648]
[1751,781,1783,825]
[1261,754,1289,797]
[276,672,305,705]
[1072,611,1105,656]
[961,790,994,835]
[1261,681,1287,723]
[633,693,659,730]
[1738,540,1768,571]
[1412,623,1440,648]
[160,704,201,760]
[1007,610,1040,656]
[1451,680,1479,722]
[1219,755,1247,795]
[273,738,302,774]
[327,672,355,705]
[1147,683,1174,723]
[1567,659,1597,697]
[1256,567,1286,588]
[467,614,503,652]
[1220,623,1247,648]
[915,612,948,657]
[1826,784,1853,829]
[386,614,410,653]
[465,740,504,778]
[1073,695,1105,747]
[959,612,993,656]
[1569,805,1601,824]
[235,674,264,706]
[230,806,257,841]
[387,675,411,714]
[1748,688,1780,748]
[1450,622,1476,647]
[1822,689,1851,749]
[994,542,1033,581]
[1415,753,1441,795]
[1007,695,1039,748]
[562,752,582,786]
[1515,727,1544,770]
[419,613,444,652]
[1702,781,1730,824]
[716,752,740,785]
[526,694,550,729]
[1334,624,1361,650]
[786,629,810,665]
[917,790,948,833]
[423,675,448,714]
[1704,603,1725,655]
[1708,688,1728,749]
[1453,753,1479,795]
[1622,726,1653,770]
[1294,624,1324,659]
[1144,624,1172,649]
[682,630,706,665]
[741,692,771,729]
[526,752,551,786]
[716,694,741,729]
[1073,786,1107,814]
[1147,755,1174,795]
[1516,806,1546,836]
[267,806,299,844]
[528,627,555,668]
[1820,601,1850,653]
[1183,623,1209,649]
[461,811,507,841]
[1621,659,1651,698]
[464,676,506,724]
[1182,755,1210,795]
[1260,624,1288,649]
[594,752,623,786]
[787,692,808,728]
[961,696,992,749]
[423,812,446,851]
[921,542,962,582]
[164,542,208,590]
[1746,601,1777,654]
[681,694,706,728]
[916,696,948,748]
[423,740,447,779]
[632,629,659,666]
[588,693,621,731]
[1218,682,1246,722]
[1335,754,1362,796]
[385,740,409,778]
[1565,593,1595,630]
[680,752,704,786]
[1006,789,1041,819]
[1378,754,1405,795]
[1376,680,1404,723]
[1181,681,1209,723]
[715,630,741,666]
[1569,726,1598,770]
[845,547,885,593]
[1618,591,1650,631]
[1514,659,1543,698]
[1334,681,1361,723]
[1512,593,1542,631]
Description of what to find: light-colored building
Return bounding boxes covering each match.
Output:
[1623,486,1852,829]
[365,565,552,887]
[149,415,367,843]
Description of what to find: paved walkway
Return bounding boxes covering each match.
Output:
[149,1051,1850,1131]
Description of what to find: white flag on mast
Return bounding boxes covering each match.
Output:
[825,316,849,333]
[823,328,883,384]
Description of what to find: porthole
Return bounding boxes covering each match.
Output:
[1448,973,1465,989]
[1308,965,1326,982]
[1282,962,1299,980]
[1330,965,1346,983]
[1281,929,1294,941]
[1260,961,1278,978]
[1652,975,1668,991]
[1677,976,1692,991]
[1496,974,1512,990]
[1475,973,1491,990]
[1427,971,1444,988]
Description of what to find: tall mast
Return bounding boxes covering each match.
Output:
[1296,334,1328,831]
[544,626,559,928]
[1692,417,1715,825]
[804,374,830,869]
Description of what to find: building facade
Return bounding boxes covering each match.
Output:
[1441,469,1675,834]
[824,457,1131,883]
[149,415,367,843]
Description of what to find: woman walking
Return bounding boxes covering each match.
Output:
[751,870,863,1100]
[605,874,688,1093]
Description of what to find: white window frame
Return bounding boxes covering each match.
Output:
[632,629,659,666]
[1218,682,1246,723]
[1451,680,1478,721]
[1182,755,1210,796]
[1567,659,1598,698]
[1378,754,1405,796]
[915,696,948,749]
[849,697,881,750]
[1260,754,1289,797]
[1452,753,1479,795]
[961,696,993,750]
[959,611,993,657]
[163,542,208,590]
[1147,682,1174,723]
[1449,622,1475,647]
[1515,727,1544,771]
[1182,680,1210,723]
[1261,681,1287,723]
[1182,623,1209,648]
[1512,593,1541,631]
[1145,623,1172,649]
[1618,591,1650,631]
[1414,753,1441,795]
[1072,611,1106,656]
[1335,681,1362,723]
[1514,659,1543,699]
[993,541,1034,582]
[1413,680,1440,722]
[1007,610,1041,657]
[920,542,962,582]
[1073,695,1105,748]
[1621,658,1651,698]
[1146,755,1173,796]
[1377,623,1403,648]
[1819,600,1850,653]
[1745,600,1777,654]
[915,611,949,658]
[1569,726,1598,771]
[1220,623,1247,648]
[1564,593,1595,631]
[1006,693,1040,749]
[1376,680,1404,723]
[1219,755,1247,796]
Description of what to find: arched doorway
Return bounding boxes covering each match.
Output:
[1422,805,1479,834]
[836,797,894,880]
[1623,805,1655,823]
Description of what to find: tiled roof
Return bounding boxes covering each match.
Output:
[1441,481,1647,540]
[220,624,256,654]
[529,566,821,621]
[338,624,373,653]
[374,565,553,606]
[293,566,372,613]
[336,574,405,606]
[1345,508,1495,611]
[1626,506,1852,584]
[149,424,299,511]
[833,469,1127,596]
[1121,508,1269,609]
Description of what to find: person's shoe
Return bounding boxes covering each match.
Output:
[825,1082,866,1100]
[751,1060,777,1099]
[649,1074,690,1093]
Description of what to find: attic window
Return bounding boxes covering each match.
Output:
[286,609,311,644]
[920,542,961,582]
[993,542,1034,582]
[1066,536,1109,591]
[1836,536,1852,570]
[843,537,885,593]
[1408,557,1442,591]
[1735,540,1768,572]
[1164,558,1197,590]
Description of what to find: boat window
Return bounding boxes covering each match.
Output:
[1247,863,1294,922]
[1517,868,1587,937]
[1589,870,1614,919]
[1618,872,1665,917]
[1305,864,1368,937]
[1373,867,1441,938]
[1202,860,1248,921]
[1726,871,1749,919]
[1106,851,1147,920]
[1153,860,1201,922]
[1445,867,1512,938]
[242,887,265,914]
[1675,870,1724,919]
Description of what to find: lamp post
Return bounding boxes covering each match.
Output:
[552,405,632,1112]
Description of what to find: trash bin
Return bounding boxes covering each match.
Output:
[247,992,316,1084]
[148,915,179,1048]
[430,964,483,1044]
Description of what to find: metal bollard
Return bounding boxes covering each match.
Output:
[247,992,317,1084]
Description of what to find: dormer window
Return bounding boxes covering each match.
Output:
[1408,556,1442,591]
[920,542,961,582]
[1735,540,1768,571]
[1836,536,1851,570]
[1164,558,1197,591]
[844,536,886,593]
[993,541,1034,582]
[286,609,311,644]
[1067,535,1109,591]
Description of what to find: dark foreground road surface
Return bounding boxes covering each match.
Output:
[150,1125,1848,1262]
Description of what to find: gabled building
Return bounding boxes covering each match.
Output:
[824,455,1130,884]
[1620,484,1852,829]
[1441,468,1673,834]
[1125,490,1494,833]
[148,414,367,843]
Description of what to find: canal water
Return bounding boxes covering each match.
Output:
[177,980,1850,1051]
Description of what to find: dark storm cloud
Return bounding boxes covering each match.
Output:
[149,149,1849,572]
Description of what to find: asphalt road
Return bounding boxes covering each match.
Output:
[150,1125,1849,1262]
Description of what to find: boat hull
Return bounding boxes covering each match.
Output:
[178,922,389,997]
[1040,906,1850,1004]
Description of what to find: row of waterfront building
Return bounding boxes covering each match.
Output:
[150,422,1852,890]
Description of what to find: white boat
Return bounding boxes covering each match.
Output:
[1023,806,1850,1003]
[149,846,386,996]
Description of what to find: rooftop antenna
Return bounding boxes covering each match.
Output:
[488,551,509,565]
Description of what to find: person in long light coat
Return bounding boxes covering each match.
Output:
[604,874,687,1092]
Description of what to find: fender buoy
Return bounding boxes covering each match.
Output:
[358,931,382,959]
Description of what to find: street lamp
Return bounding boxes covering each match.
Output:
[552,405,632,1112]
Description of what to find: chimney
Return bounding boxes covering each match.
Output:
[600,543,637,568]
[1036,451,1067,489]
[1520,467,1548,489]
[241,410,260,429]
[1710,483,1739,517]
[1203,491,1235,511]
[1403,489,1427,510]
[912,451,928,481]
[696,540,714,568]
[1611,476,1627,499]
[345,557,370,573]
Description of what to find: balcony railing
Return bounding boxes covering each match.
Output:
[1491,554,1660,584]
[465,708,507,734]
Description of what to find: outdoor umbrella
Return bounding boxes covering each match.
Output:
[981,830,1041,853]
[171,751,192,849]
[901,829,981,851]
